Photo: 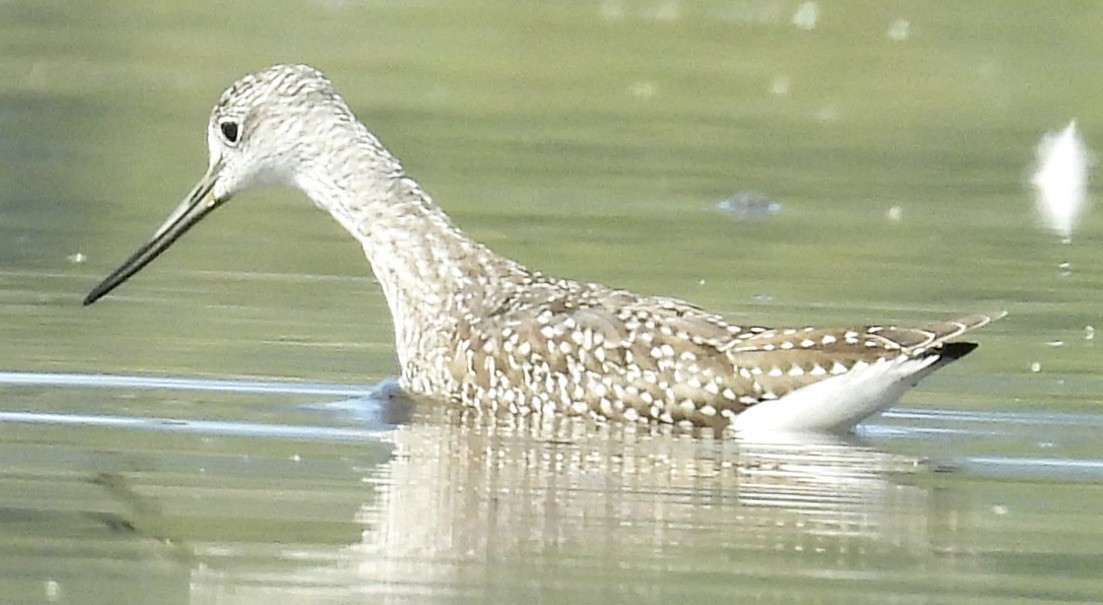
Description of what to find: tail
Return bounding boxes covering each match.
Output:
[869,311,1006,356]
[939,340,979,361]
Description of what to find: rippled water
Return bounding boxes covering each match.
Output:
[3,370,1102,604]
[2,1,1101,604]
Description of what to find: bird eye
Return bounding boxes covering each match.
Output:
[219,121,240,145]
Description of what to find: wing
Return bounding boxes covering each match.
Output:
[723,312,1002,402]
[447,282,767,427]
[449,278,1001,429]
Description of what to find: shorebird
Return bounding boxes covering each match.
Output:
[84,64,1001,434]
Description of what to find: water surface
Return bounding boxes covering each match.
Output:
[1,1,1100,603]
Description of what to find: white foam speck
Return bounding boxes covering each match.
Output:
[887,19,910,41]
[1031,120,1091,243]
[629,81,656,99]
[45,580,61,602]
[792,2,818,30]
[770,76,790,96]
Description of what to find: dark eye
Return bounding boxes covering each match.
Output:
[219,121,240,145]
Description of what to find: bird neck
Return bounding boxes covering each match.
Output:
[293,132,528,377]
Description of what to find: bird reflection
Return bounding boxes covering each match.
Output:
[189,389,937,602]
[348,392,932,569]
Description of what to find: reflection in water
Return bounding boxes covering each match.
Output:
[364,404,927,553]
[193,389,936,603]
[4,372,1102,602]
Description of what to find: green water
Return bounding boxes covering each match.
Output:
[1,1,1101,603]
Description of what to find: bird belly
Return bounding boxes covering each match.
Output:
[729,354,942,434]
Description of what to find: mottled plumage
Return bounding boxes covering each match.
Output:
[84,65,1001,434]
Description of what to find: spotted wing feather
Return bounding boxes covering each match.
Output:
[449,285,769,426]
[450,282,1001,428]
[724,312,1004,403]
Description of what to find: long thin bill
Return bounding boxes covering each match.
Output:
[83,162,225,306]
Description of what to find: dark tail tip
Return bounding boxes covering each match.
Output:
[940,341,979,361]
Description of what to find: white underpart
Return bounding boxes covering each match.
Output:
[730,354,943,435]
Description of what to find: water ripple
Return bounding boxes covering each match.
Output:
[0,410,388,442]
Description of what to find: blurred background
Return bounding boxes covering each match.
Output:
[0,1,1100,604]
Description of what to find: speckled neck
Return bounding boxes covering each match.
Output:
[291,123,527,383]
